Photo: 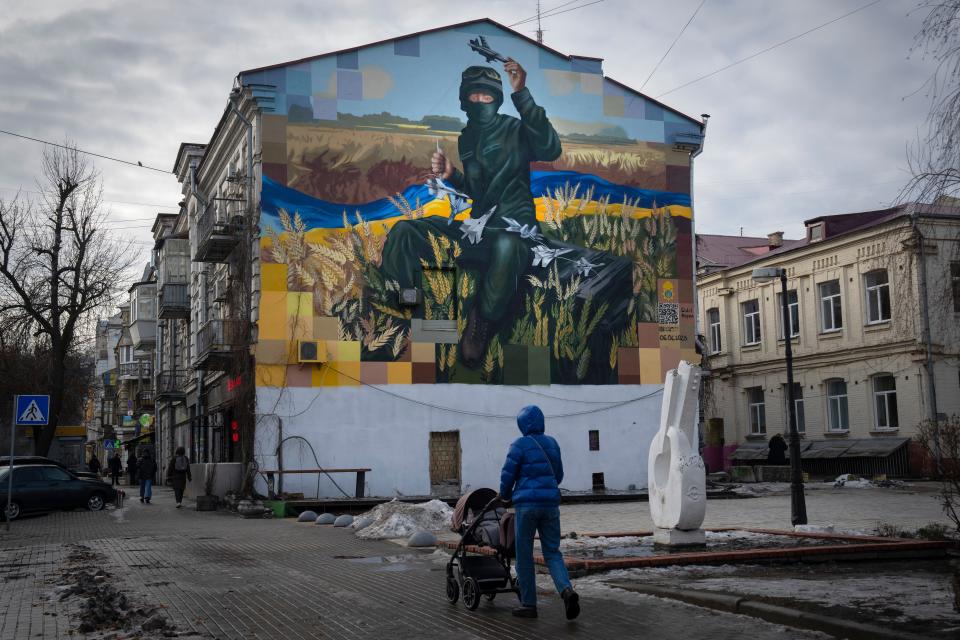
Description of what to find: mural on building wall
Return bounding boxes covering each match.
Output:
[248,21,698,387]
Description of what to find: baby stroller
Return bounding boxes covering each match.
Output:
[445,487,519,610]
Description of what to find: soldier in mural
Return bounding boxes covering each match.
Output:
[381,59,562,367]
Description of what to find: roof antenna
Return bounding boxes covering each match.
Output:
[536,0,544,43]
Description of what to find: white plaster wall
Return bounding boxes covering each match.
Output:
[254,384,663,498]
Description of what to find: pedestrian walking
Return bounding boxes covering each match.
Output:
[88,454,101,476]
[166,447,192,508]
[138,451,157,504]
[108,452,122,486]
[126,450,138,486]
[498,405,580,620]
[767,433,788,465]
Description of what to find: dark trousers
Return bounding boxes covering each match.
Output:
[174,486,185,504]
[111,473,120,486]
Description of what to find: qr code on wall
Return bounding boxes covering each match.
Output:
[658,302,680,325]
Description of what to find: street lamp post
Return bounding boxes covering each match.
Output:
[752,266,808,525]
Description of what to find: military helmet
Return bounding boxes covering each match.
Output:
[459,66,503,111]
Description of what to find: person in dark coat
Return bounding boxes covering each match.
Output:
[88,454,101,475]
[165,446,192,508]
[138,451,157,504]
[499,405,579,620]
[768,433,789,465]
[126,451,138,486]
[108,452,122,486]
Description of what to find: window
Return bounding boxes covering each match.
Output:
[784,382,805,434]
[952,262,960,313]
[826,379,849,432]
[864,270,891,323]
[13,467,44,485]
[777,290,800,338]
[592,472,605,490]
[41,467,73,482]
[819,280,843,332]
[742,300,761,345]
[707,308,721,353]
[120,346,133,364]
[747,387,766,435]
[588,430,600,451]
[873,375,899,430]
[809,224,824,242]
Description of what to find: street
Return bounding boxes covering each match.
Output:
[0,487,831,640]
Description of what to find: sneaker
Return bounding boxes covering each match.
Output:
[176,503,181,509]
[512,606,538,618]
[146,499,150,504]
[561,587,580,620]
[139,498,144,503]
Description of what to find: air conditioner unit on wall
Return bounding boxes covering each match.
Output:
[213,280,227,303]
[297,340,327,364]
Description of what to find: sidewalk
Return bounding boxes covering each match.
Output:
[0,487,828,640]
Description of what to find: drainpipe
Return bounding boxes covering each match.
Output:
[690,115,709,451]
[189,162,207,461]
[911,209,942,471]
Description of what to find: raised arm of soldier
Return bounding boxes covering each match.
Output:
[505,58,561,162]
[431,145,453,181]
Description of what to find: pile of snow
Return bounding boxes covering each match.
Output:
[560,535,648,552]
[352,499,454,540]
[833,474,874,489]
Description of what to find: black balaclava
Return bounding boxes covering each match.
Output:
[459,66,503,126]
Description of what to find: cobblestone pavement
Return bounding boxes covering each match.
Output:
[0,488,830,640]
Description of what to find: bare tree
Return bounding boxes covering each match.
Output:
[903,1,960,203]
[0,144,136,455]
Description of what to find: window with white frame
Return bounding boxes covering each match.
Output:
[784,382,805,434]
[742,299,761,345]
[707,308,721,353]
[873,374,898,430]
[819,280,843,332]
[826,379,849,432]
[747,387,766,435]
[119,345,133,364]
[777,290,800,339]
[864,270,891,323]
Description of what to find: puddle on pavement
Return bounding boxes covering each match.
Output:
[342,554,419,573]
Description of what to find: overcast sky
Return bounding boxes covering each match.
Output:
[0,0,937,269]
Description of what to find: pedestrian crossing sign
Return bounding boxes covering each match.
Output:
[15,395,50,426]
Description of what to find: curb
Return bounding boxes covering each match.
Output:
[608,582,932,640]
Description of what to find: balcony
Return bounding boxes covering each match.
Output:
[128,282,157,350]
[119,360,153,380]
[158,282,189,319]
[135,389,155,411]
[196,201,242,262]
[157,369,188,401]
[196,319,244,371]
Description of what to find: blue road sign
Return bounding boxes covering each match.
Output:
[15,395,50,426]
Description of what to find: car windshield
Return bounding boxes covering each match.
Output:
[0,469,7,484]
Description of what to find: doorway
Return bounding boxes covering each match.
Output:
[429,431,461,497]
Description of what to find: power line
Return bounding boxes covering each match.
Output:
[0,186,175,210]
[656,0,884,98]
[508,0,582,27]
[0,129,171,174]
[509,0,605,28]
[640,0,707,91]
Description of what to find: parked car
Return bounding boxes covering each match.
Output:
[0,456,100,481]
[0,464,118,520]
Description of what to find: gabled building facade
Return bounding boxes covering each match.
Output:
[165,19,705,497]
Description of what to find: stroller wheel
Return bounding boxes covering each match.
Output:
[445,576,459,604]
[462,578,481,611]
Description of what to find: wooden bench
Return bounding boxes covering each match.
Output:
[261,468,371,499]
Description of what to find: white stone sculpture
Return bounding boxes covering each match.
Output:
[648,360,706,546]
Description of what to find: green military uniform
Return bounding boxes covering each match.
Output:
[381,68,561,328]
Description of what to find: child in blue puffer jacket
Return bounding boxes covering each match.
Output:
[499,405,580,620]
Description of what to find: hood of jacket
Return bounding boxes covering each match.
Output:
[517,405,545,436]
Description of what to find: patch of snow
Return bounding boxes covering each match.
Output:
[833,473,874,489]
[353,499,453,540]
[793,524,871,537]
[560,535,648,551]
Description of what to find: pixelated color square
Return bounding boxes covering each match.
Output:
[387,362,412,384]
[258,291,288,340]
[263,163,288,185]
[336,50,359,69]
[256,364,286,388]
[287,293,313,341]
[335,341,361,362]
[638,348,662,384]
[337,70,362,100]
[285,364,313,387]
[311,96,337,121]
[603,95,625,117]
[255,339,290,366]
[660,348,681,379]
[261,115,287,144]
[313,316,339,340]
[503,344,529,385]
[527,346,551,385]
[545,69,580,96]
[361,361,388,385]
[666,164,691,196]
[620,373,642,385]
[412,362,435,384]
[680,348,698,365]
[538,48,570,70]
[394,37,420,56]
[675,241,693,282]
[311,364,333,386]
[571,57,602,73]
[286,67,311,95]
[624,96,644,119]
[262,141,287,165]
[261,263,287,291]
[645,103,665,121]
[411,341,434,363]
[678,280,694,305]
[580,72,603,95]
[333,361,361,386]
[637,323,659,349]
[618,347,640,375]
